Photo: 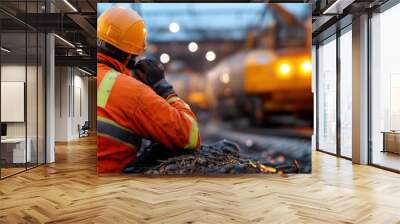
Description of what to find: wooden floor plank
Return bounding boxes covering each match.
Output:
[0,136,400,224]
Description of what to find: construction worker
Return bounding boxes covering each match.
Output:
[97,7,200,173]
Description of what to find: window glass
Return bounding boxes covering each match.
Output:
[339,29,352,158]
[0,0,46,179]
[371,4,400,171]
[27,31,38,168]
[1,31,27,177]
[317,37,337,154]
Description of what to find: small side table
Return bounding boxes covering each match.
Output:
[381,131,400,154]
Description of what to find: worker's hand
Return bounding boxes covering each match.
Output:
[134,58,176,98]
[134,58,164,85]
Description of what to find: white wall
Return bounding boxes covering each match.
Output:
[55,67,70,141]
[1,64,46,164]
[54,67,89,141]
[1,65,34,138]
[72,73,89,138]
[1,65,26,145]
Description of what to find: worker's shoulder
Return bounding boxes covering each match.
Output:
[112,71,156,102]
[115,71,148,91]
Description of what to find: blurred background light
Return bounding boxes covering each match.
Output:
[220,72,230,84]
[301,61,312,73]
[205,51,216,61]
[279,63,291,74]
[188,42,198,52]
[160,53,170,64]
[169,22,180,33]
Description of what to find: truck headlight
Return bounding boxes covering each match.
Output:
[279,63,291,77]
[301,61,312,73]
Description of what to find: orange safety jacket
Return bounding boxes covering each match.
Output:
[97,53,200,173]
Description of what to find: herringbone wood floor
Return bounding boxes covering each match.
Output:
[1,136,400,224]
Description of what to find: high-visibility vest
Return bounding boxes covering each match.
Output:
[96,53,200,173]
[97,70,142,148]
[97,68,142,173]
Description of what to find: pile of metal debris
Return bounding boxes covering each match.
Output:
[124,140,300,175]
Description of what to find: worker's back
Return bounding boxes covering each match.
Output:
[97,54,200,173]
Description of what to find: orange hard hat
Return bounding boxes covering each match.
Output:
[98,7,147,55]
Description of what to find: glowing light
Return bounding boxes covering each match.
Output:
[301,61,312,73]
[220,72,230,84]
[160,53,170,64]
[188,42,198,52]
[279,63,291,74]
[205,51,216,62]
[1,47,11,53]
[78,67,93,76]
[169,22,180,33]
[63,0,78,12]
[54,34,75,48]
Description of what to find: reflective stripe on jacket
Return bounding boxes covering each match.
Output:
[97,53,200,173]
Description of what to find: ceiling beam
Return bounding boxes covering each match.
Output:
[66,13,96,46]
[323,0,356,14]
[312,15,335,33]
[55,55,96,71]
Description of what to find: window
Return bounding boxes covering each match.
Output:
[371,3,400,171]
[0,1,46,179]
[339,28,352,158]
[317,36,337,154]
